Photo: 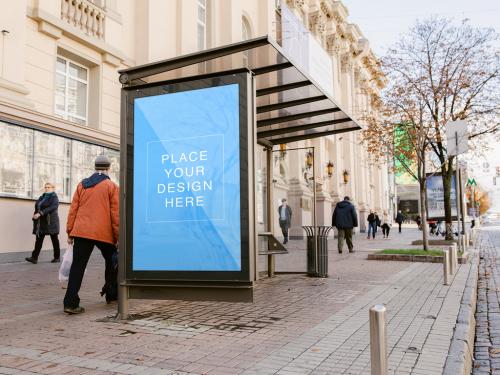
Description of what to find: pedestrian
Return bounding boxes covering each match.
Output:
[332,196,358,253]
[395,210,404,233]
[278,198,292,244]
[63,155,119,314]
[416,215,422,230]
[367,210,377,239]
[381,211,392,239]
[25,182,61,264]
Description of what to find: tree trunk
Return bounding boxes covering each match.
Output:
[419,181,429,250]
[442,159,454,240]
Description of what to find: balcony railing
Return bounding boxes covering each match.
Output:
[61,0,105,40]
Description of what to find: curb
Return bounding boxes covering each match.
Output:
[367,252,469,264]
[442,249,480,375]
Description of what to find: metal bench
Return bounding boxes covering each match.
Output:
[258,232,288,278]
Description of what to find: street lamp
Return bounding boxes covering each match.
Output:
[342,169,350,184]
[326,161,334,178]
[305,151,313,170]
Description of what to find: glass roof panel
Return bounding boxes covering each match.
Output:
[119,35,361,144]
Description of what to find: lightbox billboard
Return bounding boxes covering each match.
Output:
[426,174,457,219]
[128,74,250,278]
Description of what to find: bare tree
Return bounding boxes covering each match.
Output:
[383,17,499,239]
[362,87,432,250]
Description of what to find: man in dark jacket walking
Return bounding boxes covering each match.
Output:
[395,210,404,233]
[332,196,358,253]
[278,198,292,244]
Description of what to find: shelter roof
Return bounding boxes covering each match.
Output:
[119,36,361,145]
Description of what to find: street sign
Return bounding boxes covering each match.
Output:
[446,120,468,156]
[466,178,477,186]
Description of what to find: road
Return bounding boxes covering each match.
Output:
[473,221,500,374]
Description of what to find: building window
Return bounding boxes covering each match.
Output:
[0,121,119,202]
[197,0,207,50]
[33,132,72,202]
[55,56,89,125]
[0,124,33,198]
[242,16,252,65]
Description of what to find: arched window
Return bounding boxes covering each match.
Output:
[242,16,252,41]
[197,0,207,50]
[242,16,252,65]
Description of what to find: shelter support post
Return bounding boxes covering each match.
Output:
[266,147,274,278]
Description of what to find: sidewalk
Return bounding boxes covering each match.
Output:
[0,228,475,375]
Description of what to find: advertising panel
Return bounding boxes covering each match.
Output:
[426,174,457,219]
[126,73,250,280]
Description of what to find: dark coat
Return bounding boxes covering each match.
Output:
[278,205,292,228]
[332,200,358,229]
[395,212,404,224]
[32,192,60,236]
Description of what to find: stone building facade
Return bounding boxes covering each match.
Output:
[0,0,391,254]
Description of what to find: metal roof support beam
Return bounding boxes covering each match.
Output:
[252,62,293,75]
[266,126,360,144]
[256,80,311,96]
[257,107,341,127]
[119,36,270,84]
[256,95,328,114]
[257,118,352,138]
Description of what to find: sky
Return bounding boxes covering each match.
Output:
[341,0,500,55]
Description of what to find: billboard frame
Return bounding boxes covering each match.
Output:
[119,70,256,305]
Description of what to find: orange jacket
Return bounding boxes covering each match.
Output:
[67,179,119,245]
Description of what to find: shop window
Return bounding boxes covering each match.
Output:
[55,56,89,125]
[0,121,119,202]
[33,132,72,201]
[0,123,33,198]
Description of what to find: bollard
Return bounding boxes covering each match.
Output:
[462,233,467,252]
[370,304,388,375]
[453,243,459,270]
[443,250,450,285]
[448,246,457,275]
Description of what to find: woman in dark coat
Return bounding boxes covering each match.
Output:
[25,182,61,264]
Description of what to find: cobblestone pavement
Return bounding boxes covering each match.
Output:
[473,224,500,375]
[0,228,472,374]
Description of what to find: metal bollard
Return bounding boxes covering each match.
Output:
[448,245,457,275]
[443,250,450,285]
[370,304,388,375]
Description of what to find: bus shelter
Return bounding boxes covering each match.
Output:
[117,35,360,319]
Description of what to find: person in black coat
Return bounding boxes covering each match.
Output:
[25,183,61,264]
[332,196,358,253]
[278,198,292,244]
[395,210,404,233]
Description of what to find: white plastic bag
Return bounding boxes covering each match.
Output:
[58,244,73,282]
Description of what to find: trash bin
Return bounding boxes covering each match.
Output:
[302,226,333,278]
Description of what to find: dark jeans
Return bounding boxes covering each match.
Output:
[398,222,402,233]
[382,224,391,237]
[367,222,377,238]
[63,237,117,308]
[279,220,289,242]
[32,234,60,259]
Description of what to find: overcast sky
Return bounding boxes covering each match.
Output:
[341,0,500,56]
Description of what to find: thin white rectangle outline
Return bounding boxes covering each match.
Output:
[144,133,227,223]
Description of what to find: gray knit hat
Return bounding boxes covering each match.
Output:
[95,154,111,170]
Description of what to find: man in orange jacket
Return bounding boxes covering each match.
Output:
[63,155,119,314]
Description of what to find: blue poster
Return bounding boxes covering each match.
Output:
[133,84,241,271]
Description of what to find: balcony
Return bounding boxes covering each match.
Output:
[60,0,105,40]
